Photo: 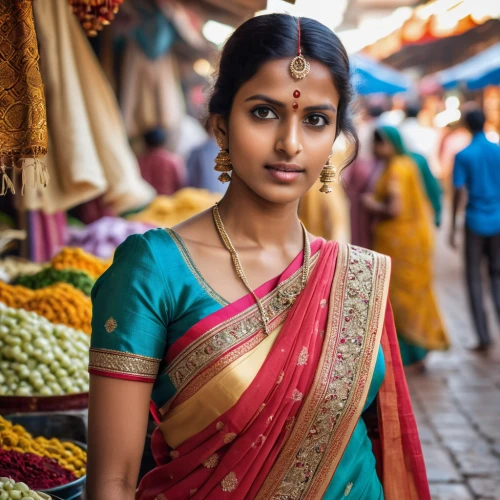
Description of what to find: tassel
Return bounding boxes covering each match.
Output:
[39,160,50,187]
[0,164,15,196]
[21,165,26,196]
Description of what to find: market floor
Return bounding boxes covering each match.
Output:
[406,217,500,500]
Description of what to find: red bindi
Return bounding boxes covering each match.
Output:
[292,102,299,110]
[293,90,301,98]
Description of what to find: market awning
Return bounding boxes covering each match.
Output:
[186,0,267,25]
[433,42,500,89]
[351,54,412,95]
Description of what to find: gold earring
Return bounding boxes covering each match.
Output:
[319,153,336,194]
[214,137,232,183]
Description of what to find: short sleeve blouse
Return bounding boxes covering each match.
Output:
[89,229,225,410]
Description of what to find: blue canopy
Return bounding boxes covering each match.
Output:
[351,54,412,95]
[436,43,500,90]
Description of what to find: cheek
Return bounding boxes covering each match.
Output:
[228,112,274,156]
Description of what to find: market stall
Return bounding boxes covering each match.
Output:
[432,42,500,89]
[351,53,412,95]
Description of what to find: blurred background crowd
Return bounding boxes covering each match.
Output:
[0,0,499,499]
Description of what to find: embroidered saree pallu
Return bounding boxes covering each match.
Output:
[89,229,430,500]
[135,244,403,500]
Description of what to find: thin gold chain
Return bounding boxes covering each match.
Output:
[212,203,311,335]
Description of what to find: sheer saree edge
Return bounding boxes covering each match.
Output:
[377,303,432,500]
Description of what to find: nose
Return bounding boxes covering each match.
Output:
[275,119,303,158]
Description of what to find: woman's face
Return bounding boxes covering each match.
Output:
[212,59,340,205]
[373,136,395,160]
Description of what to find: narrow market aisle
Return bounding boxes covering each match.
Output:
[406,213,500,500]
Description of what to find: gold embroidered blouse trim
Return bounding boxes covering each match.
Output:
[213,203,310,335]
[88,348,160,378]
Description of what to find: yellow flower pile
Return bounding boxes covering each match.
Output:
[0,416,86,478]
[0,281,34,308]
[128,188,221,228]
[51,247,110,279]
[0,282,91,334]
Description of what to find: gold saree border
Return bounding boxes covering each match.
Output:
[89,347,161,379]
[160,253,320,415]
[255,244,391,500]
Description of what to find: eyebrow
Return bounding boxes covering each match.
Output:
[244,94,337,113]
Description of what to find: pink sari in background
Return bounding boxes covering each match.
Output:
[343,158,383,249]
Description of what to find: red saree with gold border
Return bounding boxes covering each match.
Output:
[136,240,430,500]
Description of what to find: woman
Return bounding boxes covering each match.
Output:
[363,126,449,367]
[87,16,430,500]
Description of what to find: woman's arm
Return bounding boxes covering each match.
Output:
[86,375,153,500]
[362,171,402,219]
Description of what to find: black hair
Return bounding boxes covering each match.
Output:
[464,109,486,133]
[373,130,384,143]
[144,127,167,148]
[367,105,386,119]
[405,103,421,119]
[208,14,359,169]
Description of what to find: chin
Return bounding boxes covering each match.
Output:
[251,183,308,205]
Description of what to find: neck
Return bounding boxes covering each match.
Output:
[216,174,303,250]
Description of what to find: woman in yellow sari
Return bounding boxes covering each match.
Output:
[363,126,449,366]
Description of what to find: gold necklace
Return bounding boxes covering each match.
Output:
[212,203,311,335]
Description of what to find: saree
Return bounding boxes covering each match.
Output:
[372,126,449,363]
[122,241,429,499]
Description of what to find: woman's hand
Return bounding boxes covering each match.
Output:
[86,375,153,500]
[361,193,379,211]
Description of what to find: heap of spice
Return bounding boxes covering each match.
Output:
[128,189,221,228]
[0,282,91,334]
[0,449,77,490]
[51,247,110,279]
[16,268,95,296]
[0,416,86,479]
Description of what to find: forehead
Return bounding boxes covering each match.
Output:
[235,58,340,105]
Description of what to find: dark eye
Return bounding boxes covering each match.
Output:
[304,114,329,127]
[252,107,278,120]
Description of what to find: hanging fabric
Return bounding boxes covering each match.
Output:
[0,0,49,195]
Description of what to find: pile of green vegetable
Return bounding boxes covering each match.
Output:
[0,303,89,397]
[0,478,50,500]
[16,268,95,296]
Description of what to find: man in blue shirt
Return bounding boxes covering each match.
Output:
[450,109,500,351]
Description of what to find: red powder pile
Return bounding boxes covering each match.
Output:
[0,449,77,489]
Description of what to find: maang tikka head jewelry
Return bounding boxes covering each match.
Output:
[214,137,232,183]
[290,18,310,80]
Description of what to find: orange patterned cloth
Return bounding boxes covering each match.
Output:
[0,0,48,195]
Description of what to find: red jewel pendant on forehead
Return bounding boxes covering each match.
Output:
[292,89,301,111]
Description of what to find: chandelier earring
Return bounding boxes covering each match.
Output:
[214,137,232,183]
[319,153,337,194]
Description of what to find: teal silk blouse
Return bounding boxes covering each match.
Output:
[90,229,385,499]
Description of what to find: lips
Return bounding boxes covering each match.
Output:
[266,163,304,173]
[265,163,304,183]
